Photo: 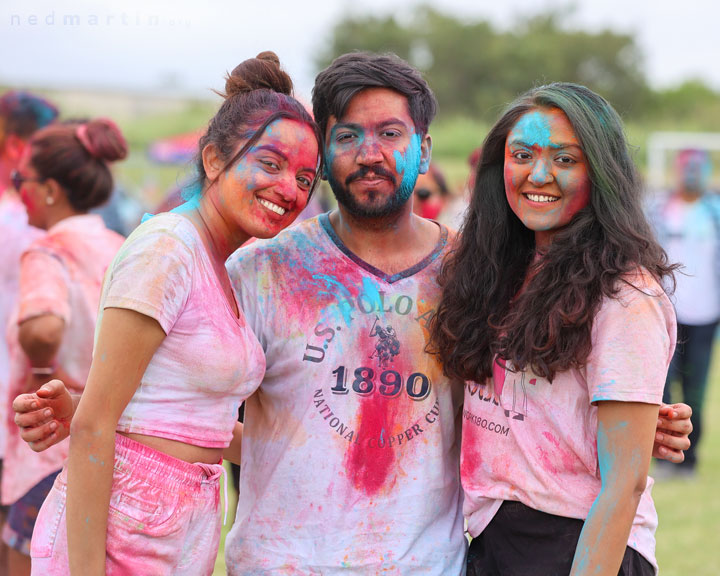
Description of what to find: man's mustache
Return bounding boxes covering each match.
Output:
[345,166,397,187]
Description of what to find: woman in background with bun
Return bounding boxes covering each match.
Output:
[2,118,127,576]
[29,52,323,576]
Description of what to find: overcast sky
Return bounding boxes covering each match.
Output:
[1,0,717,102]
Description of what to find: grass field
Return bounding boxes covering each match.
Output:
[653,353,720,576]
[211,355,720,575]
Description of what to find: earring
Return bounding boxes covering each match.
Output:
[46,196,55,206]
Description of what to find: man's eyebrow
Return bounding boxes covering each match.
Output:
[333,117,409,131]
[332,122,362,131]
[377,117,409,128]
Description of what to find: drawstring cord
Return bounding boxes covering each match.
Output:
[196,461,228,526]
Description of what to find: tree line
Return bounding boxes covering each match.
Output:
[316,7,720,129]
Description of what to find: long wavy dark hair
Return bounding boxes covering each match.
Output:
[429,82,676,383]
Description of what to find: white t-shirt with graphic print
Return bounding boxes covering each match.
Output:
[224,214,466,575]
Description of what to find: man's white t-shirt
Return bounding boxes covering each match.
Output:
[224,214,467,575]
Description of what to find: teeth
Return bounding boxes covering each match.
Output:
[526,194,558,203]
[258,198,286,215]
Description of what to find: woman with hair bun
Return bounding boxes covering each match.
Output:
[2,118,126,576]
[432,83,677,575]
[28,52,322,575]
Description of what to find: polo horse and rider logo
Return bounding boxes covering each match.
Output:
[368,316,400,368]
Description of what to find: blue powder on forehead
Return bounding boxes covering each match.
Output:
[511,111,552,148]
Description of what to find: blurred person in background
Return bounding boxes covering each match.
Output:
[649,148,719,479]
[90,185,145,238]
[59,117,145,238]
[0,90,59,573]
[412,162,451,220]
[412,162,468,228]
[2,119,126,575]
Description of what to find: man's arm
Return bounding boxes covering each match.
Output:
[653,402,692,462]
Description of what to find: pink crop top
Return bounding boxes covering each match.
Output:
[102,212,266,448]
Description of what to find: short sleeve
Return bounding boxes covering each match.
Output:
[102,217,195,335]
[17,249,70,323]
[586,276,676,405]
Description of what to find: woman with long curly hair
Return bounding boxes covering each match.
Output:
[431,83,677,575]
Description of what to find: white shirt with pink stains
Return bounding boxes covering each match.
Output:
[0,191,42,460]
[461,271,676,573]
[108,212,265,448]
[224,215,466,575]
[2,214,124,505]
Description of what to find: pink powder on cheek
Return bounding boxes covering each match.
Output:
[20,187,34,213]
[556,170,591,220]
[503,158,524,218]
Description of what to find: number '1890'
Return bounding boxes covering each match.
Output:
[330,365,431,401]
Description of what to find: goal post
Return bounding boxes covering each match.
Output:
[647,132,720,189]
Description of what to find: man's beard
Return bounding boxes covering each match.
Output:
[327,165,415,219]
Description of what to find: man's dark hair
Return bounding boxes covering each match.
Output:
[312,52,437,138]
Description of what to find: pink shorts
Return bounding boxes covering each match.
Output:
[30,434,223,576]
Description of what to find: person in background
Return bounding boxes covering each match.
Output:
[0,90,59,573]
[412,162,451,220]
[649,148,719,479]
[412,162,469,229]
[58,117,145,238]
[1,118,127,575]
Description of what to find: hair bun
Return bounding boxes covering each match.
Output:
[223,51,293,98]
[76,118,128,162]
[256,51,280,67]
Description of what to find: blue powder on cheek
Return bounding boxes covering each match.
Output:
[393,133,422,202]
[323,141,337,180]
[513,111,552,148]
[324,126,364,180]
